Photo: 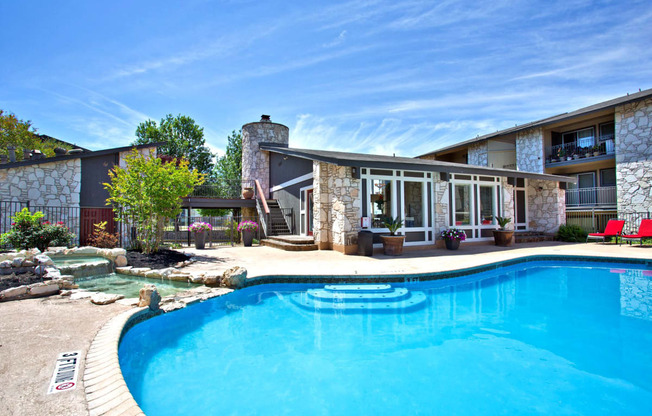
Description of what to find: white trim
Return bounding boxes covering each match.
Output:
[270,172,313,193]
[299,184,314,236]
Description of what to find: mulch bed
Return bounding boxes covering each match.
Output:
[126,248,190,269]
[0,272,46,292]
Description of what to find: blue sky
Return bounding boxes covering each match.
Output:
[1,0,651,158]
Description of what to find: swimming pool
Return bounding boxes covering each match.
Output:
[119,260,652,415]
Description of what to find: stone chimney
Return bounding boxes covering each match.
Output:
[241,115,289,199]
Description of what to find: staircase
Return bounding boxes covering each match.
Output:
[267,200,291,236]
[291,284,427,312]
[261,235,318,251]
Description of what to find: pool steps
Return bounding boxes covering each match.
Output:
[292,284,426,312]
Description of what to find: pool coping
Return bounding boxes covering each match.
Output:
[85,253,652,415]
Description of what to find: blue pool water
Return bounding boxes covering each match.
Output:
[119,261,652,415]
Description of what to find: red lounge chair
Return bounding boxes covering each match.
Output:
[621,219,652,246]
[586,220,625,243]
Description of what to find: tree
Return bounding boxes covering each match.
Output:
[133,114,214,175]
[199,130,242,217]
[104,150,204,253]
[0,109,71,160]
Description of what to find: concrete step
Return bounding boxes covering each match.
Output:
[268,235,315,244]
[260,239,318,251]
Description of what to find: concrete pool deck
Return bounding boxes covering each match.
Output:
[0,241,650,415]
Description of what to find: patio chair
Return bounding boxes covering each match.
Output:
[586,220,625,243]
[621,219,652,246]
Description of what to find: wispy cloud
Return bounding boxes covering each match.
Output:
[323,30,347,48]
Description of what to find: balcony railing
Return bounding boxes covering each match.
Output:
[546,139,614,164]
[187,179,255,199]
[565,186,616,207]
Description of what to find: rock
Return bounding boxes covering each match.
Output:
[91,293,124,305]
[161,302,185,313]
[189,275,204,284]
[203,272,222,287]
[168,273,190,282]
[138,284,161,311]
[110,248,127,258]
[115,266,133,274]
[35,255,54,266]
[28,283,60,297]
[114,255,128,267]
[0,260,11,269]
[55,280,78,290]
[12,257,25,268]
[70,291,95,300]
[144,270,164,279]
[33,265,48,276]
[158,268,176,277]
[180,296,200,305]
[44,267,61,278]
[60,290,73,297]
[131,268,151,277]
[116,298,139,306]
[220,266,247,289]
[1,285,28,300]
[22,260,35,267]
[73,247,100,255]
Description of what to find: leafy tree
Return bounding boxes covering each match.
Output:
[199,130,242,217]
[104,149,204,253]
[0,110,72,160]
[133,114,214,175]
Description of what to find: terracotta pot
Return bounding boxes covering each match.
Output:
[242,188,254,199]
[493,230,514,246]
[444,238,460,250]
[380,235,405,256]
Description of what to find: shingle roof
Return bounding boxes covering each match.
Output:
[419,88,652,157]
[261,144,575,183]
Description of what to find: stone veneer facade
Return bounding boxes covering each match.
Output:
[313,161,361,253]
[241,118,290,199]
[515,127,544,173]
[527,179,565,233]
[0,159,81,206]
[615,98,652,214]
[467,142,488,167]
[433,175,449,233]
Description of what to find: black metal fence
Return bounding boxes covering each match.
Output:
[118,214,261,249]
[0,200,81,247]
[566,210,651,234]
[189,179,255,199]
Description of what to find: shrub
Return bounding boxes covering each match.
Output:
[87,221,119,248]
[556,224,588,242]
[0,208,75,250]
[225,219,241,243]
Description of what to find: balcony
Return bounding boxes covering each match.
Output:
[565,186,616,207]
[546,139,614,165]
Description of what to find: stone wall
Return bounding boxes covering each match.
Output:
[516,127,544,173]
[312,161,361,253]
[501,178,515,221]
[241,118,289,199]
[527,179,564,233]
[433,176,449,234]
[615,98,652,214]
[468,142,488,167]
[0,159,81,206]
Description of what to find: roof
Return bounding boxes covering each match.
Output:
[419,88,652,157]
[0,142,165,170]
[260,144,575,183]
[35,134,89,152]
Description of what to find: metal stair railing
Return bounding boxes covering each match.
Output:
[254,180,270,237]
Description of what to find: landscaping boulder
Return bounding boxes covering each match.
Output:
[203,271,222,287]
[91,293,124,305]
[1,285,28,301]
[114,255,128,267]
[35,255,54,266]
[138,284,161,311]
[28,282,60,297]
[220,266,247,289]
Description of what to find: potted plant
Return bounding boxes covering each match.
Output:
[440,228,466,250]
[237,220,259,247]
[556,148,565,161]
[592,144,601,156]
[380,216,405,256]
[189,222,212,249]
[583,147,591,158]
[493,216,513,246]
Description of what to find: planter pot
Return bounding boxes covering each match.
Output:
[242,188,254,199]
[493,230,514,247]
[444,238,460,250]
[566,157,572,161]
[593,152,600,157]
[380,235,405,256]
[584,153,591,158]
[194,231,206,249]
[242,230,255,247]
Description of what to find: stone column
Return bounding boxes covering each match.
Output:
[468,142,488,166]
[516,127,544,173]
[615,98,652,214]
[527,179,564,233]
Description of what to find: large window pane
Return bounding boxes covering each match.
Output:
[454,184,471,226]
[371,179,392,228]
[479,186,495,225]
[404,181,423,227]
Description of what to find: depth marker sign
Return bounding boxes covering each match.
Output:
[47,351,81,394]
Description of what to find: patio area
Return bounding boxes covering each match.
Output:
[0,241,650,415]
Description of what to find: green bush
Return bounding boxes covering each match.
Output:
[0,208,75,250]
[225,219,241,243]
[556,224,588,242]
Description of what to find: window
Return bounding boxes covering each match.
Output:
[600,168,616,187]
[561,127,595,148]
[454,184,472,226]
[479,186,495,225]
[403,181,423,227]
[599,122,615,141]
[371,179,392,228]
[450,176,501,239]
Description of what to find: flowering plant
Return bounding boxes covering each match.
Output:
[237,220,259,232]
[440,228,466,241]
[189,222,212,233]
